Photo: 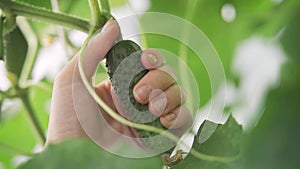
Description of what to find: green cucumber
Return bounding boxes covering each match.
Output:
[106,40,174,152]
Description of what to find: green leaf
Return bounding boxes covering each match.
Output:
[280,8,300,62]
[4,25,28,79]
[0,106,37,169]
[0,107,36,149]
[0,96,3,120]
[28,80,51,130]
[233,8,300,169]
[15,0,52,10]
[109,0,128,8]
[58,0,91,20]
[173,116,243,169]
[18,139,163,169]
[145,0,298,107]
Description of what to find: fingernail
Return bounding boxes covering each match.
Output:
[101,19,114,33]
[150,96,167,116]
[134,85,151,101]
[147,53,158,65]
[164,113,176,122]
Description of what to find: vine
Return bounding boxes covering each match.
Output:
[0,0,238,166]
[0,0,90,33]
[76,0,237,163]
[77,30,238,163]
[20,90,46,143]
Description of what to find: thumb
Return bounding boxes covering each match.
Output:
[82,19,120,78]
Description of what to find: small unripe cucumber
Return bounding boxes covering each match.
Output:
[106,40,174,152]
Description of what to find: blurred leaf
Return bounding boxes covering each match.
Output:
[58,0,90,20]
[94,64,109,84]
[15,0,52,9]
[0,107,37,169]
[0,96,2,120]
[256,0,300,37]
[109,0,128,7]
[145,0,298,106]
[0,148,14,169]
[28,80,52,131]
[229,7,300,169]
[280,8,300,62]
[173,116,243,169]
[4,26,28,78]
[230,66,300,169]
[19,139,163,169]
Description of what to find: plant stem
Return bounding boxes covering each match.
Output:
[0,0,90,33]
[88,0,102,30]
[20,92,46,144]
[78,32,236,164]
[18,17,39,88]
[0,11,4,60]
[98,0,110,14]
[88,0,111,33]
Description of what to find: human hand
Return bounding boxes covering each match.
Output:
[46,19,193,147]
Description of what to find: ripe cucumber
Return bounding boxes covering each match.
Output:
[106,40,174,152]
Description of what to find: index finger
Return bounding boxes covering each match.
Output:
[82,19,119,78]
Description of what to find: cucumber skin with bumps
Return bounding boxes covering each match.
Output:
[106,40,174,151]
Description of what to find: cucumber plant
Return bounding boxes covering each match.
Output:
[0,0,243,168]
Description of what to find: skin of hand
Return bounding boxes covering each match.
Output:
[46,19,193,146]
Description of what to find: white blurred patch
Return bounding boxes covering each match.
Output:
[129,0,150,13]
[1,99,22,120]
[273,0,283,4]
[221,3,236,23]
[68,30,88,47]
[32,144,44,154]
[0,162,3,169]
[12,144,44,168]
[111,0,150,44]
[13,155,31,168]
[171,133,194,157]
[67,0,150,48]
[193,36,285,136]
[232,36,286,130]
[0,61,11,91]
[32,40,68,82]
[111,4,141,43]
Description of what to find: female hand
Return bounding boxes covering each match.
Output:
[46,19,193,147]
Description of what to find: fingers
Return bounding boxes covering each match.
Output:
[83,19,119,78]
[149,84,186,117]
[132,49,192,131]
[160,106,193,130]
[60,19,119,81]
[133,68,176,104]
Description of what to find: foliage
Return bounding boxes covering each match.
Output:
[173,116,243,169]
[235,10,300,169]
[0,0,299,169]
[18,139,163,169]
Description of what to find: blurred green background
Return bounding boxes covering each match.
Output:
[0,0,300,168]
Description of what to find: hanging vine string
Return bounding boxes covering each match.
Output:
[77,30,238,163]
